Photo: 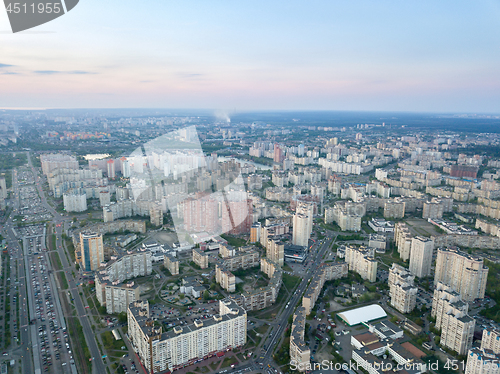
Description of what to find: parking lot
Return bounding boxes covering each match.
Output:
[30,251,74,373]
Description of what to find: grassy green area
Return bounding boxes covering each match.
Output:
[337,233,364,241]
[30,153,42,168]
[59,272,69,290]
[256,324,269,335]
[220,356,238,368]
[220,234,247,248]
[101,330,124,351]
[282,273,300,292]
[52,251,63,271]
[68,313,92,373]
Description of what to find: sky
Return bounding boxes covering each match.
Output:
[1,0,500,113]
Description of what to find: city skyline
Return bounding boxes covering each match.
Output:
[1,0,500,112]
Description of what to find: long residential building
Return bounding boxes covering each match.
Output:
[215,248,260,292]
[290,306,311,372]
[234,258,283,311]
[128,299,247,373]
[388,264,417,313]
[344,246,377,282]
[95,274,140,314]
[434,247,488,302]
[431,282,475,355]
[100,252,152,283]
[291,263,348,371]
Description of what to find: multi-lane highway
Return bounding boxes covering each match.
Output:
[3,168,35,374]
[26,152,106,374]
[254,234,336,372]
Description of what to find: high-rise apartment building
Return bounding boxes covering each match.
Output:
[149,202,163,226]
[434,247,488,302]
[63,190,87,212]
[465,329,500,374]
[431,282,475,355]
[409,236,434,278]
[250,222,261,243]
[192,248,209,269]
[95,274,140,314]
[183,194,219,233]
[128,299,246,373]
[40,153,79,175]
[344,246,377,282]
[465,348,500,374]
[80,232,104,271]
[0,177,7,199]
[107,159,116,179]
[99,251,152,283]
[290,306,311,372]
[164,254,179,276]
[274,143,284,163]
[266,238,284,266]
[394,222,412,261]
[384,199,405,219]
[423,200,444,219]
[221,198,253,235]
[481,329,500,354]
[388,264,417,313]
[293,203,313,247]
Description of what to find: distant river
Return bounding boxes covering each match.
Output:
[217,156,272,171]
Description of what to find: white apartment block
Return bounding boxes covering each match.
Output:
[63,190,87,212]
[290,306,311,372]
[388,264,417,313]
[434,247,488,302]
[344,246,377,282]
[482,329,500,354]
[219,243,236,258]
[95,274,140,314]
[128,299,246,373]
[40,153,79,175]
[409,236,434,278]
[394,222,412,261]
[266,238,284,266]
[465,348,500,374]
[302,263,348,315]
[423,200,444,219]
[100,252,152,283]
[324,202,362,232]
[293,203,313,247]
[215,248,260,292]
[384,199,405,219]
[431,282,475,355]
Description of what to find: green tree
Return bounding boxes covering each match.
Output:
[118,312,127,324]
